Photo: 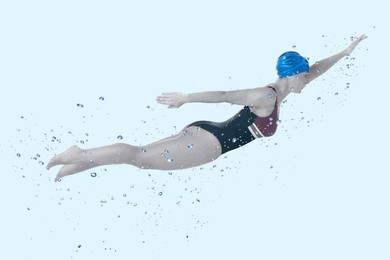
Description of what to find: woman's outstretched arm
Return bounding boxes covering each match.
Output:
[306,34,368,84]
[156,87,274,108]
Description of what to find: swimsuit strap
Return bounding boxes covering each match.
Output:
[268,86,276,92]
[268,86,278,107]
[268,86,277,97]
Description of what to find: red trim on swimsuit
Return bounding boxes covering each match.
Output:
[248,87,278,138]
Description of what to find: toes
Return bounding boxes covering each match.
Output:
[46,156,58,170]
[47,145,83,170]
[54,163,89,182]
[55,165,74,182]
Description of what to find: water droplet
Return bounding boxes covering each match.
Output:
[99,96,105,101]
[38,161,44,165]
[232,138,237,143]
[317,97,322,101]
[213,165,217,168]
[130,184,135,188]
[335,92,339,96]
[270,165,274,169]
[16,153,21,157]
[167,158,174,163]
[80,140,85,144]
[123,194,127,197]
[91,172,97,177]
[161,149,169,156]
[187,144,193,148]
[141,148,147,153]
[168,172,173,175]
[77,103,84,108]
[146,105,150,109]
[117,135,123,140]
[133,203,137,207]
[158,192,163,196]
[89,159,94,164]
[292,45,296,48]
[267,93,274,99]
[100,200,107,203]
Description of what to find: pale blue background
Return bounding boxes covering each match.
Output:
[1,0,389,259]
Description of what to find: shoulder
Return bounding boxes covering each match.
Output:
[248,86,278,117]
[222,85,275,107]
[249,85,277,107]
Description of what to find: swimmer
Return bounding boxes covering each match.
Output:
[47,35,367,182]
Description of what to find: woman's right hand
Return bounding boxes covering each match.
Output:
[344,34,368,56]
[156,92,188,108]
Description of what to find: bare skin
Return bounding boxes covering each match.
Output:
[47,127,222,182]
[47,35,367,182]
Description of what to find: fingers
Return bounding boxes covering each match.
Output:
[345,34,367,56]
[353,34,368,44]
[156,92,184,108]
[156,92,174,103]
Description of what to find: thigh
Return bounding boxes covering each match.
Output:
[140,126,222,170]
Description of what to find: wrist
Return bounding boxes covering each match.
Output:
[184,93,191,103]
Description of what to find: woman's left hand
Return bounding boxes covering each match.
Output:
[156,92,188,108]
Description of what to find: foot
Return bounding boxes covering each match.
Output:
[54,163,91,182]
[46,145,83,170]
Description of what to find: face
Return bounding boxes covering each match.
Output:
[287,72,308,93]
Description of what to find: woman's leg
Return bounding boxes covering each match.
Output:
[47,126,222,181]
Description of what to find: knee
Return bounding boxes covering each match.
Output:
[113,143,139,164]
[115,143,152,169]
[113,143,132,156]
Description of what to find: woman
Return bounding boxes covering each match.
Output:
[47,35,367,182]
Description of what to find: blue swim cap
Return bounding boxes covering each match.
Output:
[276,51,309,78]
